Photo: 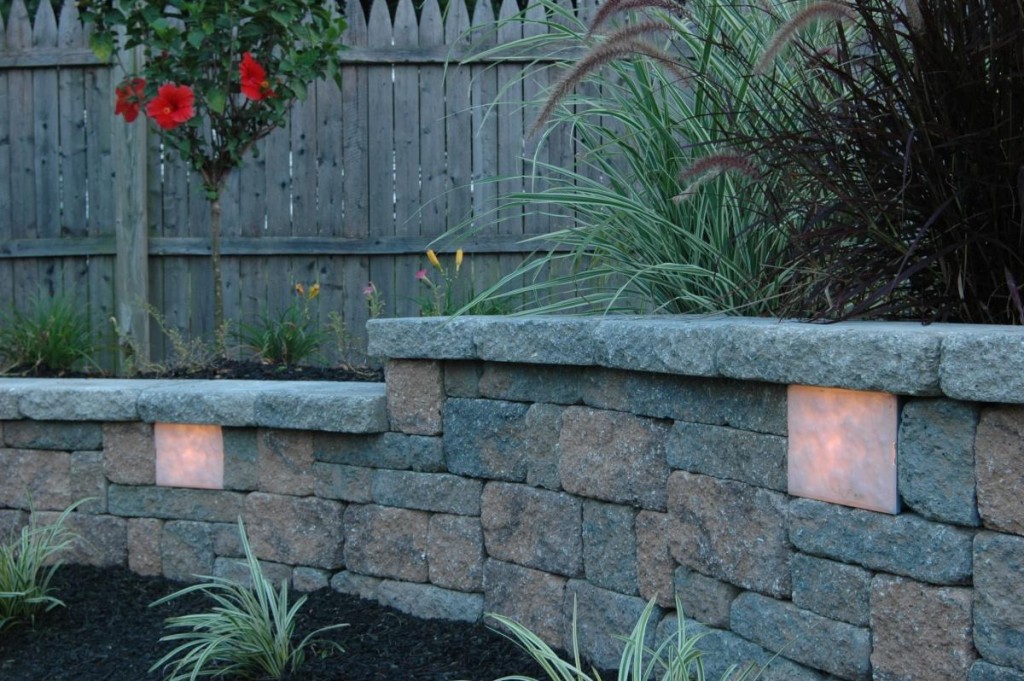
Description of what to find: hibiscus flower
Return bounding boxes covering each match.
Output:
[114,77,146,123]
[240,52,275,101]
[146,83,196,130]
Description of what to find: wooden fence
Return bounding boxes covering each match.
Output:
[0,0,592,368]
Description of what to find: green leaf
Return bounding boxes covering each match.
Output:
[89,33,115,62]
[207,88,227,115]
[186,29,206,49]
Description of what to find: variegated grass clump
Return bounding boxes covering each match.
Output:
[149,518,347,681]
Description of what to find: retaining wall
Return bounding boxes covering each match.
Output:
[2,316,1023,681]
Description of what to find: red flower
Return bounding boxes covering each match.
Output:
[145,84,196,130]
[240,52,275,101]
[114,77,146,123]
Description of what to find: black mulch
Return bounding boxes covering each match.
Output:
[0,565,549,681]
[5,359,384,383]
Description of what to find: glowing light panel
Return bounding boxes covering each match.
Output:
[155,423,224,490]
[787,385,899,514]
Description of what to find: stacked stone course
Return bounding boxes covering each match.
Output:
[1,318,1023,680]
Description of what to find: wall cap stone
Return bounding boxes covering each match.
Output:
[368,316,1024,401]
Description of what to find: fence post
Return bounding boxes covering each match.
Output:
[112,46,150,370]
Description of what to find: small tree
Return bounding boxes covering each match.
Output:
[80,0,348,335]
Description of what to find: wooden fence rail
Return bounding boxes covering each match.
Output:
[0,0,589,368]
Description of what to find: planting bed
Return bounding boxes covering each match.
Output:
[0,565,544,681]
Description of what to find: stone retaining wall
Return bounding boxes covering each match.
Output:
[2,317,1023,681]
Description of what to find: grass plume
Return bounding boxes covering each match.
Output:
[754,1,857,74]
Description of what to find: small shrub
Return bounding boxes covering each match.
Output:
[0,500,85,631]
[150,518,347,681]
[489,596,761,681]
[0,294,96,375]
[236,283,327,366]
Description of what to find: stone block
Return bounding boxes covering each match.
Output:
[254,382,387,433]
[582,370,788,436]
[428,514,484,592]
[34,511,126,568]
[563,580,662,673]
[583,500,638,596]
[788,498,974,585]
[108,485,245,523]
[525,403,564,491]
[0,510,28,541]
[667,421,787,492]
[367,316,482,359]
[870,575,976,681]
[473,317,600,366]
[443,361,482,397]
[292,566,330,592]
[102,422,155,485]
[940,330,1024,403]
[974,531,1024,669]
[377,581,484,622]
[71,451,107,514]
[667,472,791,597]
[161,520,216,582]
[478,363,583,405]
[137,381,259,426]
[4,420,103,451]
[731,592,871,680]
[975,405,1024,535]
[314,432,444,472]
[343,504,429,582]
[484,559,567,650]
[330,570,382,600]
[222,428,258,491]
[128,518,163,576]
[244,492,345,569]
[636,510,676,608]
[258,429,315,496]
[657,616,829,681]
[444,398,531,481]
[481,482,582,577]
[972,661,1024,681]
[898,398,980,526]
[213,556,292,588]
[18,380,142,421]
[386,360,444,435]
[559,407,670,511]
[212,521,243,557]
[594,316,723,377]
[673,566,739,629]
[372,469,482,515]
[791,554,871,627]
[0,448,71,511]
[314,462,374,503]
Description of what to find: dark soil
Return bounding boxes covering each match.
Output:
[6,359,384,383]
[0,565,546,681]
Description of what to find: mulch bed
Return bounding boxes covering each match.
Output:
[0,565,547,681]
[5,359,384,383]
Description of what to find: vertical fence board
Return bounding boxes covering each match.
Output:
[291,91,318,236]
[366,0,396,314]
[8,0,38,311]
[521,0,551,237]
[392,0,420,314]
[0,8,12,309]
[443,0,473,241]
[418,0,445,238]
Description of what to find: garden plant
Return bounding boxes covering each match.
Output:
[0,294,97,375]
[236,282,328,366]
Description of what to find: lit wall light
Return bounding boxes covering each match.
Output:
[154,423,224,490]
[787,385,899,514]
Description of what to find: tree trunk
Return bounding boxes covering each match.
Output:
[210,196,225,350]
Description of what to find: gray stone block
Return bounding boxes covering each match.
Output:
[161,520,216,582]
[377,581,484,622]
[673,566,739,629]
[582,500,638,596]
[343,504,429,582]
[788,498,974,585]
[137,381,260,426]
[102,422,155,485]
[33,511,126,568]
[667,472,791,598]
[0,510,29,542]
[443,399,530,482]
[940,329,1024,403]
[898,398,980,526]
[372,469,482,515]
[367,317,482,359]
[108,485,245,522]
[717,320,944,395]
[731,592,871,680]
[972,661,1024,681]
[428,514,484,592]
[244,492,345,569]
[975,405,1024,535]
[563,581,662,673]
[594,316,724,377]
[71,451,107,514]
[636,511,676,608]
[870,575,976,681]
[790,554,870,627]
[482,482,582,577]
[0,448,71,511]
[385,360,444,435]
[478,363,583,405]
[330,570,382,600]
[3,420,103,450]
[292,566,331,592]
[17,379,148,421]
[314,432,444,472]
[559,407,670,511]
[254,382,388,433]
[127,517,162,576]
[314,462,374,503]
[257,429,315,496]
[473,317,600,366]
[975,531,1024,670]
[484,559,568,651]
[583,370,787,436]
[222,428,258,491]
[212,556,292,589]
[443,361,482,397]
[525,403,564,491]
[667,421,787,492]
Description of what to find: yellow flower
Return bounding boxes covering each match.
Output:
[455,248,464,273]
[294,283,305,296]
[426,249,442,270]
[309,283,321,299]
